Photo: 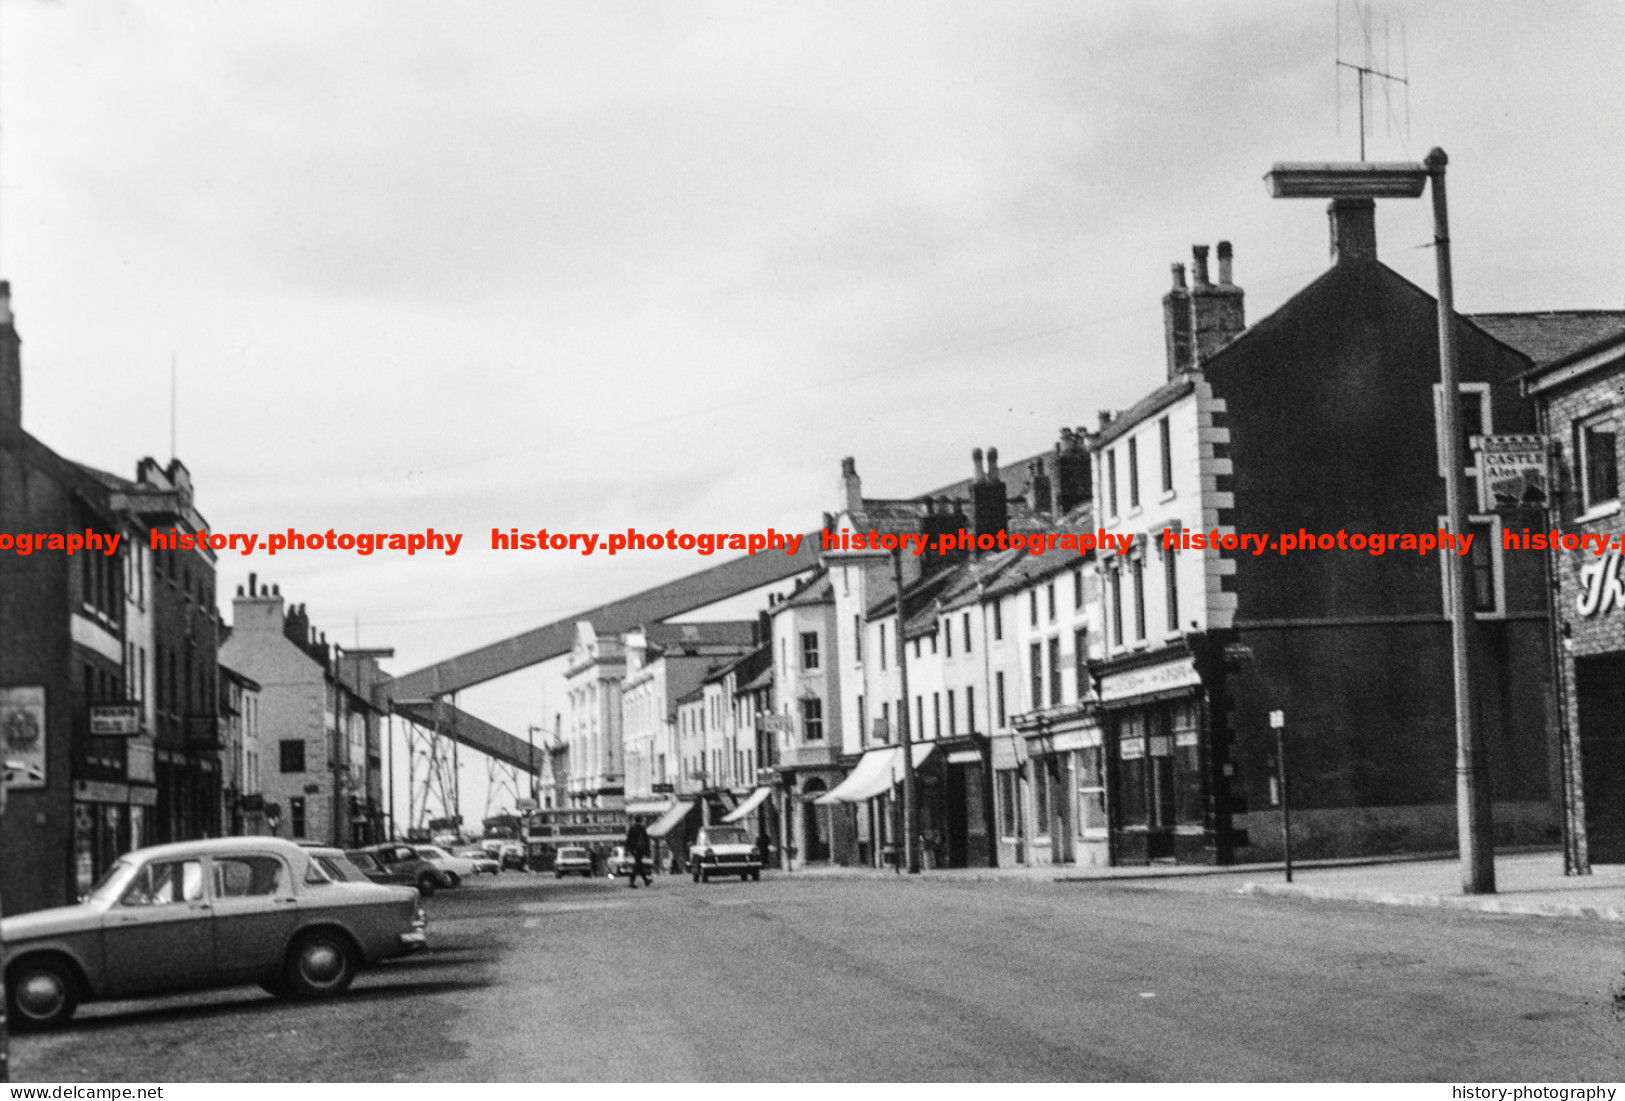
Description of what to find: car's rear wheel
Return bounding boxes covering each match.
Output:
[447,872,462,887]
[750,870,761,881]
[416,873,438,897]
[281,930,358,1000]
[7,956,79,1031]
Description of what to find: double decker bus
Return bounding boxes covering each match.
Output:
[522,807,627,872]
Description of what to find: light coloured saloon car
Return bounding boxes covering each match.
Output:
[2,836,428,1030]
[688,826,762,882]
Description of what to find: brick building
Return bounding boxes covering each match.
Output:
[1515,321,1625,870]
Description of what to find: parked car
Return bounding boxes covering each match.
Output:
[605,846,635,878]
[553,846,594,878]
[688,826,762,882]
[348,843,453,896]
[2,836,427,1031]
[453,847,502,875]
[413,844,479,885]
[498,842,528,871]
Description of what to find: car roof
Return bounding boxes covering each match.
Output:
[122,836,312,861]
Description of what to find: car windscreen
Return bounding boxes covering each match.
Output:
[701,829,750,846]
[85,857,138,904]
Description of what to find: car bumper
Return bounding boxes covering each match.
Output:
[398,930,429,953]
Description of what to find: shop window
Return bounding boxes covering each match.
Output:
[1171,701,1204,826]
[1033,762,1051,838]
[1578,414,1619,514]
[1117,711,1148,825]
[1078,746,1107,833]
[997,770,1019,838]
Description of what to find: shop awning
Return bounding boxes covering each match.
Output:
[721,786,773,823]
[815,742,935,805]
[646,799,696,839]
[624,800,673,816]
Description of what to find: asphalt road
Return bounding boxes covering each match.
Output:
[12,870,1625,1082]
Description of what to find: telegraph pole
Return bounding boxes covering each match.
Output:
[891,548,920,874]
[1428,149,1496,895]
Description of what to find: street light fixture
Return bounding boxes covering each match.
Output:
[1264,148,1495,895]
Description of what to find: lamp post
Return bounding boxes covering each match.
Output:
[1264,149,1495,894]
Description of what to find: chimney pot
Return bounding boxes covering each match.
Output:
[1192,245,1211,286]
[1217,240,1234,285]
[1170,263,1186,290]
[986,447,1000,481]
[971,448,985,482]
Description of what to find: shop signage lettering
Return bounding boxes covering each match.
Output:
[90,703,142,736]
[1577,551,1625,618]
[1476,434,1548,510]
[1100,658,1202,702]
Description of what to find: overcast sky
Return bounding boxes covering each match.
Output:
[7,1,1624,818]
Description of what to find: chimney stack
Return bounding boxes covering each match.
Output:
[971,447,986,483]
[1189,241,1245,367]
[969,446,1009,548]
[840,457,862,516]
[1029,459,1053,514]
[0,282,20,449]
[1054,426,1092,513]
[1327,197,1377,264]
[1163,263,1193,379]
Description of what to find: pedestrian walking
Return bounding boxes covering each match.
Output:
[625,816,653,888]
[757,828,772,871]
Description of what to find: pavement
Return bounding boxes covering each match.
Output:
[789,848,1625,922]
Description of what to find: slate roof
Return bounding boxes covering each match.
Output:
[1467,311,1625,368]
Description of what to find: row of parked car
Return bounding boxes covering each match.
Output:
[345,840,527,895]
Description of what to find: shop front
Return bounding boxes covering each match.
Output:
[1016,704,1108,868]
[1098,648,1212,865]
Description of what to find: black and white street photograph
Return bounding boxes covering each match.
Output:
[1,0,1624,1088]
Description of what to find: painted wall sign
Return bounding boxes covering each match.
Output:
[1577,551,1625,618]
[1,686,47,789]
[1476,434,1549,510]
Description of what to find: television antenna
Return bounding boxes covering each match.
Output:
[1336,0,1410,161]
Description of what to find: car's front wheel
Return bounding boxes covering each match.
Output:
[416,873,438,897]
[281,930,358,1000]
[7,956,80,1031]
[446,872,462,888]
